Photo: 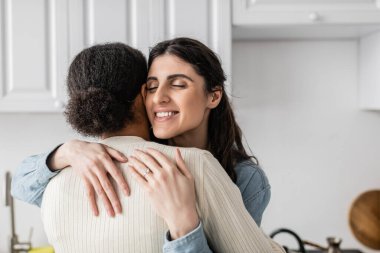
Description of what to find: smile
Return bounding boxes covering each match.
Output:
[154,111,179,121]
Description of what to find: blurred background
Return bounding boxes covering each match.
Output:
[1,0,380,252]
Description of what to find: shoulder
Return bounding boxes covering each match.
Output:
[235,160,270,202]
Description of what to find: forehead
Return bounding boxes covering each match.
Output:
[148,54,197,75]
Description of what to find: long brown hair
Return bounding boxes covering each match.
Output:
[148,38,257,182]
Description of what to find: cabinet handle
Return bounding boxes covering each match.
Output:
[308,12,320,22]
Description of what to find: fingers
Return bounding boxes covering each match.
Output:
[132,149,161,174]
[83,178,99,216]
[128,156,153,177]
[175,148,193,179]
[87,171,116,217]
[102,156,130,196]
[93,168,122,215]
[104,145,128,163]
[129,165,150,190]
[145,148,173,170]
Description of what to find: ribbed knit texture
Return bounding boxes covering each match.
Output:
[41,136,285,253]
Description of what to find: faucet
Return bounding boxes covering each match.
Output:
[4,171,32,253]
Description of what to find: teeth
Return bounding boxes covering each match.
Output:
[156,112,175,118]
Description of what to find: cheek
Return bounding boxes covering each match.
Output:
[180,97,209,125]
[144,96,154,118]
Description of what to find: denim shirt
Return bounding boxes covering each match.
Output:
[11,151,271,253]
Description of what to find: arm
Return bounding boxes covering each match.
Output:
[128,148,213,253]
[202,152,285,253]
[236,161,271,226]
[163,161,272,253]
[163,222,212,253]
[11,140,130,216]
[11,148,61,206]
[129,148,280,253]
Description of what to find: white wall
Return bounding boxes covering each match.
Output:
[232,40,380,253]
[0,114,77,252]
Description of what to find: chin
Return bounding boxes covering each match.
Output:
[153,129,176,140]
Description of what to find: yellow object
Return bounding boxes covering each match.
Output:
[28,246,54,253]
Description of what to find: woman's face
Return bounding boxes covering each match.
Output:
[145,54,213,140]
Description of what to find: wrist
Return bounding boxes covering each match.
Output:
[47,141,72,171]
[167,210,200,240]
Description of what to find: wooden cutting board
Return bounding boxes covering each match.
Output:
[349,189,380,250]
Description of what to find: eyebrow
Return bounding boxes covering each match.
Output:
[147,74,194,82]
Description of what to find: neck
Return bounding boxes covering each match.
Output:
[101,123,150,140]
[101,113,150,141]
[101,94,150,140]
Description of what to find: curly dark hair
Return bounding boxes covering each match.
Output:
[64,43,147,137]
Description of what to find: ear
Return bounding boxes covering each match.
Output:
[207,88,222,109]
[141,83,147,100]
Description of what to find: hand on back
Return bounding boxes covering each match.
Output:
[49,139,129,217]
[128,148,200,239]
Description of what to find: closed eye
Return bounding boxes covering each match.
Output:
[146,80,159,93]
[170,79,187,88]
[171,84,186,88]
[146,86,158,93]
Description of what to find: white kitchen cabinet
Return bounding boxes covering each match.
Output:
[234,0,380,25]
[233,0,380,39]
[0,0,231,112]
[0,0,69,112]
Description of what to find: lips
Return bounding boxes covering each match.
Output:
[154,111,179,121]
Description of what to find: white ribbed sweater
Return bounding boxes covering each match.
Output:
[41,136,284,253]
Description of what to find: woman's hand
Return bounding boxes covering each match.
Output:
[128,148,199,240]
[49,140,130,217]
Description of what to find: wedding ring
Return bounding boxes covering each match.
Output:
[142,168,151,178]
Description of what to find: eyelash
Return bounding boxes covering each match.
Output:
[146,86,157,91]
[146,82,186,93]
[146,86,157,93]
[172,84,186,88]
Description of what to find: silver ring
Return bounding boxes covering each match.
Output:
[142,168,151,178]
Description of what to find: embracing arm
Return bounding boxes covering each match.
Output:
[162,162,272,253]
[201,152,285,253]
[11,140,129,217]
[236,161,271,226]
[129,148,280,253]
[11,148,61,206]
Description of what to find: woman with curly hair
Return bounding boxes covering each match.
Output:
[12,39,278,253]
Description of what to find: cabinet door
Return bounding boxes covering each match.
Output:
[233,0,380,25]
[67,0,144,59]
[0,0,69,112]
[160,0,232,92]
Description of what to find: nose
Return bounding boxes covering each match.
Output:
[152,85,170,104]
